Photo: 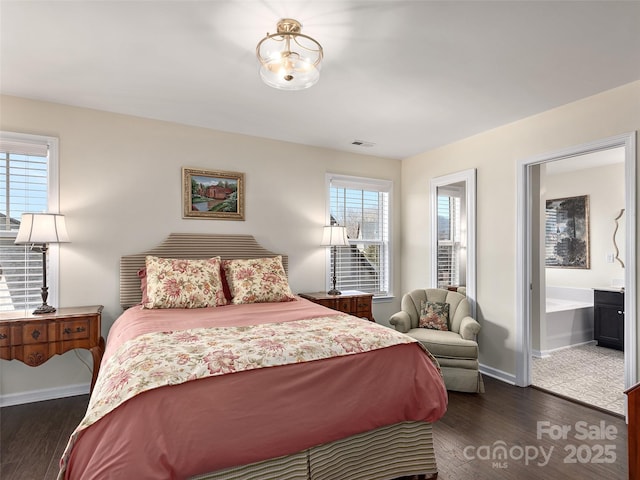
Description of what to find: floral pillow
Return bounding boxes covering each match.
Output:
[144,256,227,309]
[419,300,450,331]
[140,265,233,304]
[222,256,295,304]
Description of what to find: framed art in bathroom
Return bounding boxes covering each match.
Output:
[545,195,590,269]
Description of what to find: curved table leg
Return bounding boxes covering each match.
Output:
[89,336,105,393]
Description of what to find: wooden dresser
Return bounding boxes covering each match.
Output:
[298,290,375,322]
[0,305,104,391]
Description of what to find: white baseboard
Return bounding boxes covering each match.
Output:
[531,350,551,359]
[533,340,597,359]
[0,382,90,407]
[479,363,516,385]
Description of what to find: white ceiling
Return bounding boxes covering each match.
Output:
[545,146,625,175]
[1,1,639,160]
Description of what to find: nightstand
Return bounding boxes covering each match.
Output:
[0,305,104,392]
[298,290,375,322]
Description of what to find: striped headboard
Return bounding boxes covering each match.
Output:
[120,233,288,309]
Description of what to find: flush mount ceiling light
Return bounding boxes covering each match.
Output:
[256,18,323,90]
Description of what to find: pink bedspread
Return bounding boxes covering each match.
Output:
[61,298,447,479]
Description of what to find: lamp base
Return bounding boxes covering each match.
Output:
[326,289,342,296]
[33,304,56,315]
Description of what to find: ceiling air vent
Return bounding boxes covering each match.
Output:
[351,140,375,148]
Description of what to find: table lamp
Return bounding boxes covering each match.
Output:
[321,225,349,295]
[14,213,70,314]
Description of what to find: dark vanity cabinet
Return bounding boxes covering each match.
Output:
[593,289,624,351]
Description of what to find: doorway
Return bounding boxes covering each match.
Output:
[530,151,626,414]
[515,133,637,416]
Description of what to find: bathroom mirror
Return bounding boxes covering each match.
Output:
[430,168,476,316]
[613,208,625,268]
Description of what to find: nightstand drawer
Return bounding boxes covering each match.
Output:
[59,319,90,340]
[355,298,371,313]
[336,297,355,314]
[0,326,9,346]
[22,344,48,366]
[22,323,48,344]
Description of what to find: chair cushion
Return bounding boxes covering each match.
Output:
[407,328,478,360]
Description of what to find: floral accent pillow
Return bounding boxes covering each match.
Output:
[419,300,450,331]
[222,256,295,304]
[144,256,227,309]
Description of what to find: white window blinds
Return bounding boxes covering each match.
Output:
[0,134,53,311]
[327,174,391,297]
[436,192,461,289]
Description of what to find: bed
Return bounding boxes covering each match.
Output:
[59,234,447,480]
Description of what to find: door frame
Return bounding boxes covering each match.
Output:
[516,132,637,394]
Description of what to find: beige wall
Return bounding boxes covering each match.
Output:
[0,95,402,399]
[2,80,639,399]
[401,80,640,378]
[543,162,626,289]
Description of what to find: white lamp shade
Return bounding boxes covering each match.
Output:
[321,225,349,247]
[14,213,70,244]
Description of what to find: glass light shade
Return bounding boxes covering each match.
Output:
[257,19,323,90]
[321,225,349,247]
[15,213,70,244]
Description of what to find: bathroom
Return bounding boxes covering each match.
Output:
[531,147,626,414]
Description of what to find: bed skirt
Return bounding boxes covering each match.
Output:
[191,421,437,480]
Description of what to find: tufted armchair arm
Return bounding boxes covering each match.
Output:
[389,311,411,333]
[459,316,481,340]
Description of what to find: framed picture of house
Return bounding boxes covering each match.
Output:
[545,195,590,269]
[182,167,245,220]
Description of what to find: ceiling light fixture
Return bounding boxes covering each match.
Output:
[256,18,323,90]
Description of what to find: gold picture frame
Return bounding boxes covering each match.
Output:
[182,167,245,220]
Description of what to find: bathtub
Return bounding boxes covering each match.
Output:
[538,286,594,356]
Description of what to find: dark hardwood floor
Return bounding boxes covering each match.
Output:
[0,376,627,479]
[434,376,627,479]
[1,394,88,480]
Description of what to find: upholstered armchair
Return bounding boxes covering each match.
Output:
[389,288,484,393]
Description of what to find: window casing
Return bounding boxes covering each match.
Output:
[326,174,392,297]
[0,132,60,311]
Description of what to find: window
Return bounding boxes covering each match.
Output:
[436,185,464,289]
[430,169,475,315]
[0,132,59,311]
[327,174,391,297]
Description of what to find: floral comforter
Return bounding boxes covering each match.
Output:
[60,299,447,479]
